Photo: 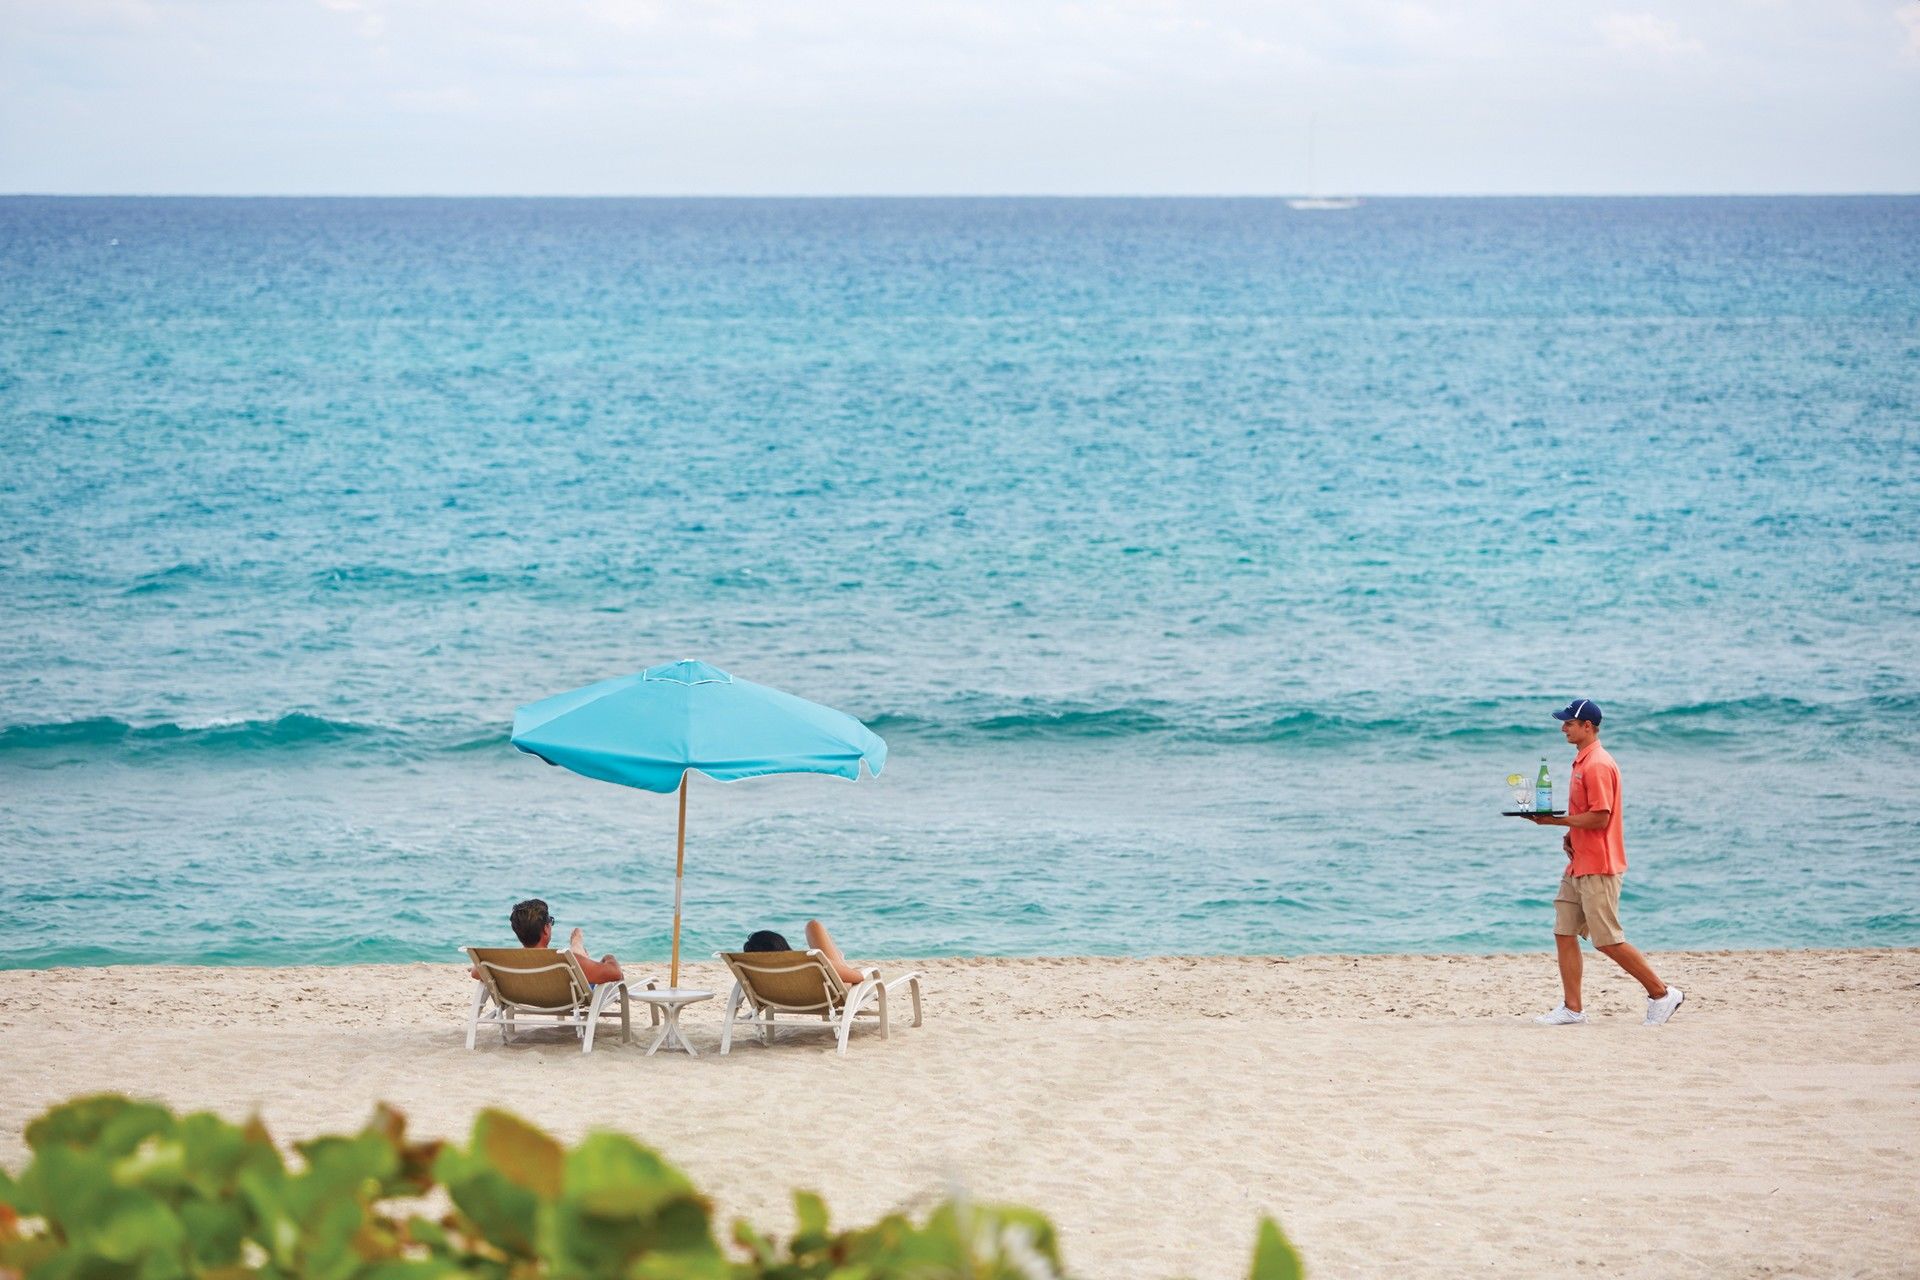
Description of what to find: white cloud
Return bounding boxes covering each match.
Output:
[314,0,389,51]
[1594,11,1702,56]
[1897,3,1920,58]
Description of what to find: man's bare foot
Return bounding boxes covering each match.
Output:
[569,927,587,954]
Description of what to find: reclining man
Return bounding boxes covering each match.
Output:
[471,897,624,984]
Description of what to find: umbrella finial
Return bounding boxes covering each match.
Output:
[644,659,733,686]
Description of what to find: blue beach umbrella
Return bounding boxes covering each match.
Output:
[510,659,887,988]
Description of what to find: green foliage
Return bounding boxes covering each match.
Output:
[1247,1217,1305,1280]
[1,1097,1304,1280]
[2,1096,436,1280]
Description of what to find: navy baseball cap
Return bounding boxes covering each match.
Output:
[1551,698,1603,724]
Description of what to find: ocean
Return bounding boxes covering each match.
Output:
[2,195,1916,969]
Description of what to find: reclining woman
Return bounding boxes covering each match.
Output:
[728,917,924,1054]
[743,918,865,984]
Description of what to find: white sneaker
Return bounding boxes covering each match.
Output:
[1533,1004,1587,1025]
[1643,987,1684,1026]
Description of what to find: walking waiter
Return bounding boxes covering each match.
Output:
[1527,699,1684,1026]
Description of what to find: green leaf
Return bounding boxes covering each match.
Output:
[434,1150,540,1259]
[26,1096,164,1155]
[355,1258,470,1280]
[75,1189,187,1263]
[294,1193,371,1280]
[241,1115,278,1151]
[27,1144,117,1233]
[112,1135,189,1194]
[0,1236,62,1276]
[561,1132,696,1219]
[358,1263,471,1280]
[538,1133,722,1276]
[472,1110,563,1200]
[364,1105,443,1197]
[828,1201,1072,1275]
[630,1250,732,1280]
[731,1218,776,1266]
[97,1107,176,1165]
[0,1162,31,1220]
[238,1162,302,1271]
[985,1205,1061,1262]
[842,1204,966,1270]
[793,1190,830,1241]
[547,1206,724,1276]
[296,1132,399,1195]
[179,1112,279,1200]
[649,1196,722,1255]
[177,1199,251,1267]
[1248,1216,1305,1280]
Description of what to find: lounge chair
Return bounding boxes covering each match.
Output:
[464,947,658,1053]
[715,948,923,1055]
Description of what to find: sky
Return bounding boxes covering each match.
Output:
[1,0,1916,195]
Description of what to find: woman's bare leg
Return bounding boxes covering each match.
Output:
[806,919,866,985]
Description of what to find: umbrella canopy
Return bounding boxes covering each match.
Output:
[510,659,887,988]
[512,659,886,791]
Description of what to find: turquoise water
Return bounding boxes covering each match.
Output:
[3,196,1917,968]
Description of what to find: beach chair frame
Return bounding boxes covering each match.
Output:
[715,948,923,1056]
[463,946,658,1054]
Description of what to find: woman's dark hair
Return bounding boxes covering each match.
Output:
[743,929,790,952]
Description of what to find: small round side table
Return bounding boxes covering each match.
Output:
[631,988,714,1056]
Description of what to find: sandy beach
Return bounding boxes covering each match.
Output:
[2,949,1915,1278]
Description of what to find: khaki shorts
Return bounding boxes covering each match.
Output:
[1554,874,1625,947]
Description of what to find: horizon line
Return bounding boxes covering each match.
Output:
[4,190,1917,201]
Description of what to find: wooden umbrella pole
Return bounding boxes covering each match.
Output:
[669,772,688,989]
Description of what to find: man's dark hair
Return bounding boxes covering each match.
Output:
[511,899,552,947]
[743,929,790,952]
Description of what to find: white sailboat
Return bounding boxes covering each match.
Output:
[1287,116,1361,211]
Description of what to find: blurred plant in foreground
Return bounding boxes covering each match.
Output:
[0,1095,1303,1279]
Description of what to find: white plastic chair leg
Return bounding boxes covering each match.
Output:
[466,984,486,1050]
[835,1006,856,1055]
[721,985,744,1055]
[837,981,879,1054]
[584,987,612,1054]
[877,973,924,1029]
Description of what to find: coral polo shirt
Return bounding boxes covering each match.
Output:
[1566,740,1627,877]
